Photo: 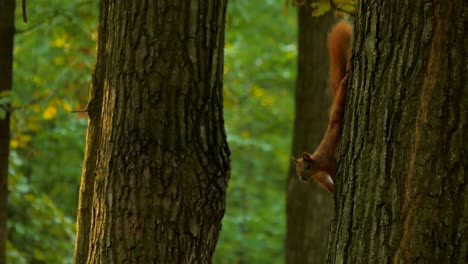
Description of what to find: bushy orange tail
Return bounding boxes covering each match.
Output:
[328,21,352,97]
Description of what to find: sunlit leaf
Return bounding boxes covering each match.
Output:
[43,105,58,120]
[311,2,331,17]
[250,85,265,98]
[51,35,68,48]
[10,139,19,149]
[63,102,73,112]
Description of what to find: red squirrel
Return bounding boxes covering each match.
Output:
[292,21,352,193]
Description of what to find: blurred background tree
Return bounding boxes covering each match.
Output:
[5,0,333,263]
[286,1,355,263]
[0,0,15,263]
[286,3,334,263]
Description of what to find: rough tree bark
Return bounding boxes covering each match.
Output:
[327,0,467,263]
[0,1,15,263]
[286,3,335,263]
[73,1,230,263]
[73,2,108,261]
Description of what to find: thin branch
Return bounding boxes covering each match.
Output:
[15,21,46,34]
[16,1,93,35]
[70,109,88,113]
[294,0,307,6]
[15,10,62,34]
[22,0,28,22]
[330,0,356,16]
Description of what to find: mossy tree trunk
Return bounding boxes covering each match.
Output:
[286,2,335,263]
[73,1,230,263]
[327,0,467,263]
[0,1,15,263]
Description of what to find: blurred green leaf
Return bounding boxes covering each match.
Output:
[311,2,331,17]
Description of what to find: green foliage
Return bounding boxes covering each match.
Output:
[213,0,296,263]
[310,0,356,17]
[284,0,356,17]
[12,0,96,214]
[8,0,97,262]
[8,166,75,263]
[311,1,331,17]
[6,240,28,264]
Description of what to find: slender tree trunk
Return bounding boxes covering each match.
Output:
[0,1,15,263]
[286,3,335,263]
[327,0,467,263]
[73,2,108,261]
[73,1,230,263]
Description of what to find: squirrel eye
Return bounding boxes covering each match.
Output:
[305,165,311,170]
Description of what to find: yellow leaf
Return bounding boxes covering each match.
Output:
[311,2,331,17]
[20,134,32,143]
[51,36,67,48]
[251,85,265,98]
[62,101,73,112]
[43,106,57,120]
[10,139,19,149]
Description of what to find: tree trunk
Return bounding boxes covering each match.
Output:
[0,1,15,263]
[73,1,230,263]
[73,2,108,261]
[327,0,467,263]
[286,3,335,263]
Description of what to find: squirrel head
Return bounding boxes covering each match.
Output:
[292,152,319,181]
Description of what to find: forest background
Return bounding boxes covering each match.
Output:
[7,0,299,263]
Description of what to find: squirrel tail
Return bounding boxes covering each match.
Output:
[328,21,352,97]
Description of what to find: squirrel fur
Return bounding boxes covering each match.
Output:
[293,20,352,193]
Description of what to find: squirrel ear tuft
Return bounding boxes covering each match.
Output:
[291,157,298,164]
[302,152,312,161]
